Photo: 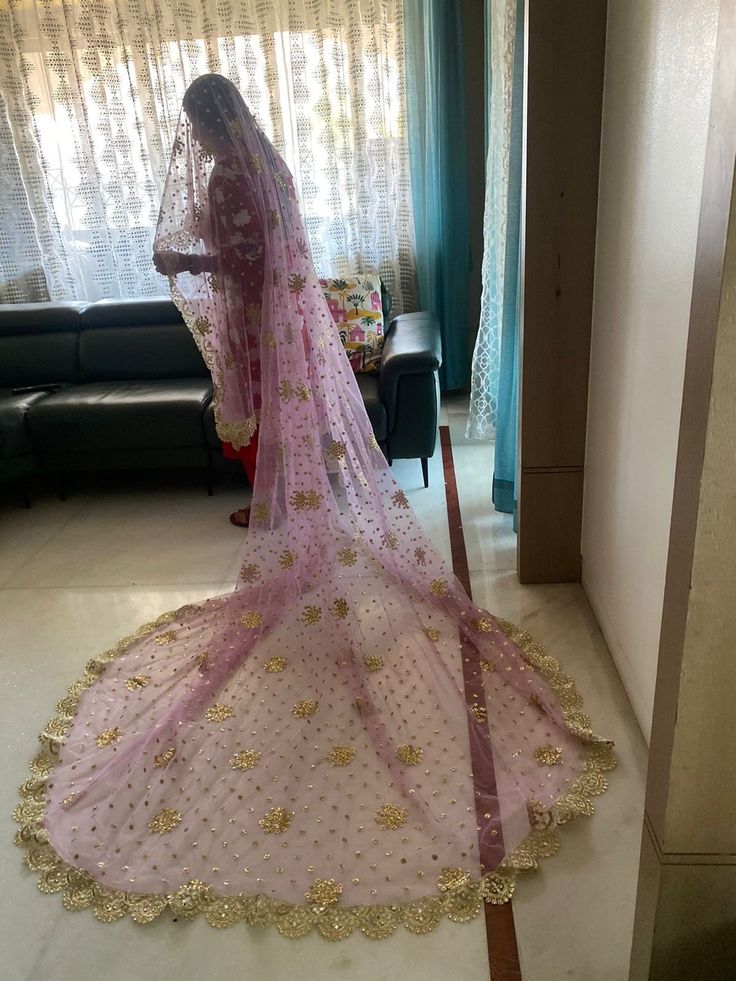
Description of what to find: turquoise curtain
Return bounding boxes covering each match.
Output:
[491,0,524,519]
[403,0,470,391]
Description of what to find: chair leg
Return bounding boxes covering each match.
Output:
[421,457,429,488]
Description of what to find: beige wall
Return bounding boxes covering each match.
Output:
[581,0,719,740]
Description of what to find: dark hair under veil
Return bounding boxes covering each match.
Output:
[16,73,615,940]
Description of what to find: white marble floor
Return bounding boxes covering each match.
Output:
[0,400,647,981]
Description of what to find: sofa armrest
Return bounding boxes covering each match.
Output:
[379,312,442,431]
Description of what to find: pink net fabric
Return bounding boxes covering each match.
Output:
[28,76,614,933]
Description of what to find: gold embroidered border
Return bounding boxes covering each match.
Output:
[13,606,615,940]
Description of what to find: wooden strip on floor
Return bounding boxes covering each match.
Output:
[440,426,523,981]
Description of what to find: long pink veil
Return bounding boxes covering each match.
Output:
[15,75,614,939]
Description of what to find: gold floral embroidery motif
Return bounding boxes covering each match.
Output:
[337,547,357,566]
[437,867,471,892]
[472,617,494,633]
[535,745,563,766]
[278,380,293,401]
[279,550,295,570]
[327,440,346,461]
[479,659,495,673]
[246,302,261,321]
[364,653,384,672]
[249,152,263,172]
[326,746,356,767]
[288,273,306,294]
[302,433,315,448]
[155,631,177,646]
[527,798,553,830]
[252,502,270,522]
[305,878,343,906]
[395,744,423,766]
[230,750,262,770]
[272,269,281,286]
[469,704,487,724]
[430,579,448,597]
[382,531,399,550]
[301,605,322,625]
[375,803,408,830]
[194,651,209,669]
[290,490,322,511]
[153,747,176,768]
[148,808,182,834]
[297,237,310,258]
[170,879,212,917]
[270,210,281,228]
[240,611,263,628]
[210,273,221,294]
[263,331,277,349]
[331,598,349,619]
[292,699,318,718]
[192,317,211,336]
[295,382,311,402]
[265,657,287,673]
[95,727,123,747]
[259,807,294,834]
[425,627,441,642]
[415,547,427,565]
[204,703,234,722]
[392,490,409,508]
[223,351,234,368]
[368,433,379,450]
[240,563,260,583]
[125,675,150,691]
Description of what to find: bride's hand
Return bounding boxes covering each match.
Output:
[153,251,189,276]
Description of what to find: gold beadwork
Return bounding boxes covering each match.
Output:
[292,699,318,718]
[155,631,177,646]
[535,745,563,766]
[259,807,295,834]
[326,746,356,767]
[305,879,343,906]
[327,440,346,461]
[148,808,182,834]
[290,490,322,511]
[240,611,263,628]
[415,547,426,565]
[301,605,322,625]
[125,675,150,691]
[395,744,423,766]
[279,550,295,569]
[204,703,234,722]
[437,868,471,893]
[95,728,122,747]
[430,579,448,597]
[375,804,408,830]
[479,659,495,673]
[392,490,409,508]
[288,273,306,293]
[240,563,260,583]
[295,382,311,402]
[265,657,287,673]
[169,880,212,918]
[382,531,399,549]
[263,331,277,349]
[331,598,349,619]
[252,502,270,521]
[469,704,487,724]
[363,654,384,672]
[337,547,357,566]
[425,627,441,642]
[194,652,209,668]
[472,617,494,633]
[230,750,262,770]
[153,747,176,768]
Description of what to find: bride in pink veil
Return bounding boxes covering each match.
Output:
[15,74,614,940]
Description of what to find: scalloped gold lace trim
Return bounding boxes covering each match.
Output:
[13,606,616,939]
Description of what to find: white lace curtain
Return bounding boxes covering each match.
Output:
[0,0,416,309]
[466,0,518,437]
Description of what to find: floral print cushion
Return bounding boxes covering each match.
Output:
[320,275,385,373]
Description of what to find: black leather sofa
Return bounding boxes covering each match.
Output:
[0,297,441,501]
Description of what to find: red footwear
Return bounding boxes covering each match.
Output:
[229,507,251,527]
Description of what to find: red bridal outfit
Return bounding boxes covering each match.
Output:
[15,75,615,940]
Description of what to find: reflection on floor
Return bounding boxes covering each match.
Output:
[0,399,647,981]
